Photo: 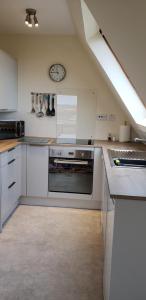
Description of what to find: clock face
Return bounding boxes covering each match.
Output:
[49,64,66,82]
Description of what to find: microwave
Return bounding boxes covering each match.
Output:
[0,120,25,139]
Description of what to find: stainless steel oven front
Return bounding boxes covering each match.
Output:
[49,147,94,195]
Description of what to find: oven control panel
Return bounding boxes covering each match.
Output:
[49,147,94,159]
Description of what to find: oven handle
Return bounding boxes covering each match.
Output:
[54,159,88,165]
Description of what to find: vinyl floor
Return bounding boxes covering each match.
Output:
[0,205,103,300]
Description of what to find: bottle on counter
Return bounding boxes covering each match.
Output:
[108,133,112,141]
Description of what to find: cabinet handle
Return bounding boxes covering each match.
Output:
[8,181,16,189]
[8,147,15,152]
[8,159,15,165]
[54,159,88,165]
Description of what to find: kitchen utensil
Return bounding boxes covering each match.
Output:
[31,93,35,113]
[46,94,51,116]
[36,94,44,117]
[51,94,55,116]
[35,93,39,113]
[44,95,48,115]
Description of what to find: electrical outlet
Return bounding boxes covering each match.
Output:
[96,114,108,121]
[108,114,116,121]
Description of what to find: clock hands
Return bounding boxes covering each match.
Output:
[50,71,59,74]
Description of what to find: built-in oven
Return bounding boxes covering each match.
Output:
[49,147,94,194]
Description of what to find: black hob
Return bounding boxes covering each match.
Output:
[55,138,94,145]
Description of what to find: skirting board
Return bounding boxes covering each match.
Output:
[20,196,101,210]
[1,201,19,232]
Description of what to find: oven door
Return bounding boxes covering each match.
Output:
[49,157,93,194]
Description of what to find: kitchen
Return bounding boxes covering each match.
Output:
[0,1,146,300]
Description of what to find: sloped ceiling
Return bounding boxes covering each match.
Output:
[84,0,146,108]
[68,1,134,122]
[68,0,146,136]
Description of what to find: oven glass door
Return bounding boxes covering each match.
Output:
[49,157,93,194]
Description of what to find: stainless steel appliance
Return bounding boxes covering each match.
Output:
[54,138,94,145]
[0,120,25,139]
[108,149,146,168]
[19,136,49,145]
[49,147,94,194]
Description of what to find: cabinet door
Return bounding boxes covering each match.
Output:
[103,177,115,300]
[20,145,26,196]
[102,165,108,246]
[1,163,19,223]
[27,145,48,197]
[92,147,102,208]
[0,50,17,111]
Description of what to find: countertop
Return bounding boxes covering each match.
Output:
[0,139,20,153]
[0,138,54,152]
[0,138,146,200]
[102,143,146,200]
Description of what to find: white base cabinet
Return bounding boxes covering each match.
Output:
[20,145,27,196]
[26,145,48,197]
[92,147,102,208]
[0,146,21,227]
[103,175,115,300]
[102,163,146,300]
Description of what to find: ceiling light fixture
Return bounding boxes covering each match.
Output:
[25,8,39,28]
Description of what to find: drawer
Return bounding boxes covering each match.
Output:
[1,180,18,223]
[0,146,20,167]
[8,180,18,212]
[1,158,17,186]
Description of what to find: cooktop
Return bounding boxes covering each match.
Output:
[55,138,94,145]
[19,136,49,144]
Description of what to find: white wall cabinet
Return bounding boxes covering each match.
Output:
[26,145,48,197]
[0,50,17,111]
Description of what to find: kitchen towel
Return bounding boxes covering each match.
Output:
[119,125,130,142]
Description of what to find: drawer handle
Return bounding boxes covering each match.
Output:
[8,147,15,152]
[8,159,15,165]
[8,181,16,189]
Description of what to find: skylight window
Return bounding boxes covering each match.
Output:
[81,0,146,128]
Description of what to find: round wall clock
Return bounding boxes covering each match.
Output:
[49,64,66,82]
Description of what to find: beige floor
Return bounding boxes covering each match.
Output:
[0,205,103,300]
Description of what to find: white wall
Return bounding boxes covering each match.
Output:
[0,34,129,139]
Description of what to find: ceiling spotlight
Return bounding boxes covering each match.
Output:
[25,8,39,28]
[25,14,29,25]
[28,15,32,27]
[34,14,39,27]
